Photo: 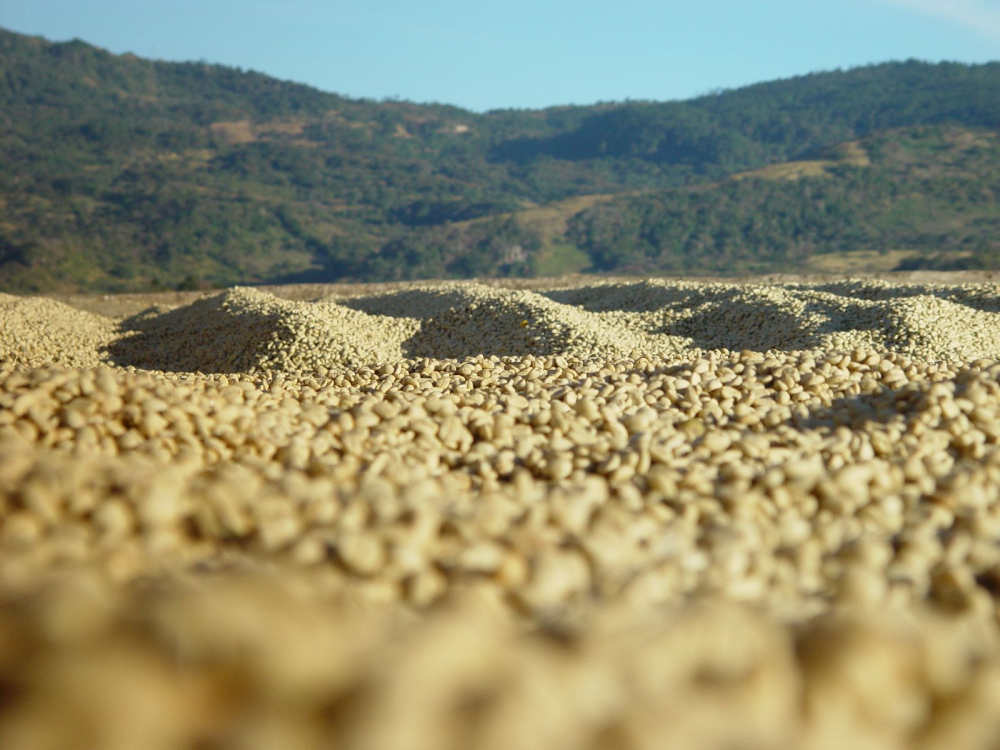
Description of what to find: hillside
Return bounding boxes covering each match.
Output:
[1,27,998,292]
[558,125,1000,276]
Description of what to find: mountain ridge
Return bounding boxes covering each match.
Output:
[1,27,998,292]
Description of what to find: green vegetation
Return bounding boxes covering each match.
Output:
[1,26,998,292]
[532,243,593,277]
[567,127,1000,275]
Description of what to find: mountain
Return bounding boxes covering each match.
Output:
[1,26,998,292]
[559,126,1000,276]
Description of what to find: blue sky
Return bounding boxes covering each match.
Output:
[2,0,998,111]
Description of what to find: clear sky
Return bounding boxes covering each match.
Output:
[1,0,998,112]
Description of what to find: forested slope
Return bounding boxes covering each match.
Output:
[1,27,997,291]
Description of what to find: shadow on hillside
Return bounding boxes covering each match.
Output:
[792,386,927,433]
[104,294,280,373]
[644,295,844,352]
[545,280,1000,316]
[339,288,477,320]
[541,282,709,313]
[794,281,1000,314]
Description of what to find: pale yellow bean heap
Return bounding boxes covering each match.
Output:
[4,278,1000,749]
